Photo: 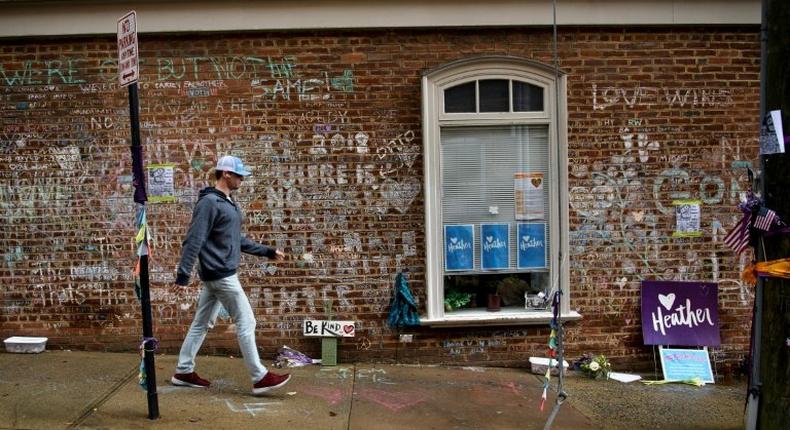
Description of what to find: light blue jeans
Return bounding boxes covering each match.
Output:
[176,274,268,383]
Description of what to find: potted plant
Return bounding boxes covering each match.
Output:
[444,288,473,312]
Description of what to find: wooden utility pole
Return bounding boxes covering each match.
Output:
[753,0,790,428]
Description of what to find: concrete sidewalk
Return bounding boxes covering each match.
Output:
[0,351,746,429]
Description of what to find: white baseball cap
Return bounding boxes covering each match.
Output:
[215,155,251,176]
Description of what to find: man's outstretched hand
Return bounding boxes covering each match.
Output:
[274,249,286,261]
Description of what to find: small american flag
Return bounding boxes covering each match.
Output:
[724,215,750,254]
[753,207,778,231]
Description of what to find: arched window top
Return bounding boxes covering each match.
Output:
[423,56,563,119]
[444,79,544,113]
[424,55,562,81]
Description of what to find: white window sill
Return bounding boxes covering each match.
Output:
[420,307,582,327]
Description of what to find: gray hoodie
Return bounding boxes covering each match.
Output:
[175,187,276,286]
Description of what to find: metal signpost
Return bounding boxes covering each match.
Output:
[118,10,159,419]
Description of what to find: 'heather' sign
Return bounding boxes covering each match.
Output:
[641,281,720,347]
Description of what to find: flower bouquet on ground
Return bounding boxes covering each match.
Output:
[274,345,320,368]
[574,354,612,380]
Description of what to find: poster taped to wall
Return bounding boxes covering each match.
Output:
[672,199,701,237]
[444,224,474,271]
[514,172,544,220]
[481,223,509,270]
[147,163,176,203]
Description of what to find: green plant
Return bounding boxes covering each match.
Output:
[444,289,473,311]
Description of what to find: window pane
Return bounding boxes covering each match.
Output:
[443,272,550,312]
[513,81,544,111]
[444,82,476,113]
[479,79,509,112]
[441,125,550,272]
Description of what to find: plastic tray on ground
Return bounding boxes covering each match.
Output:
[4,336,48,353]
[528,356,569,375]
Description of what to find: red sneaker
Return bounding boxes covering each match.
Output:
[170,372,211,388]
[252,371,291,395]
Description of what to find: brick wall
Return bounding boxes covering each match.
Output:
[0,27,759,370]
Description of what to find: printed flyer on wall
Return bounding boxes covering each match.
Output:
[672,199,702,237]
[444,224,474,271]
[517,223,547,269]
[481,223,509,270]
[147,163,176,203]
[514,172,544,220]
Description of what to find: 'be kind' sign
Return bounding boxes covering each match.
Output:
[303,320,356,337]
[641,281,720,347]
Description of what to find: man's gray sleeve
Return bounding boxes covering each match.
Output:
[241,236,277,259]
[175,199,216,285]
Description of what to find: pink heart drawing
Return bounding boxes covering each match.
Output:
[343,324,354,334]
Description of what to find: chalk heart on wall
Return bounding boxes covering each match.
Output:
[486,236,493,244]
[658,293,676,310]
[379,178,421,214]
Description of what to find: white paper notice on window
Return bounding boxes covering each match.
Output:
[514,173,544,220]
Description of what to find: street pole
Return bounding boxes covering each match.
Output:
[756,0,790,427]
[747,1,790,428]
[118,11,158,419]
[128,82,159,420]
[544,1,568,428]
[745,2,768,427]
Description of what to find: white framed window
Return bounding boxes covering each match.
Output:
[421,56,577,326]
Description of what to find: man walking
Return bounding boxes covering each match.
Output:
[171,155,291,395]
